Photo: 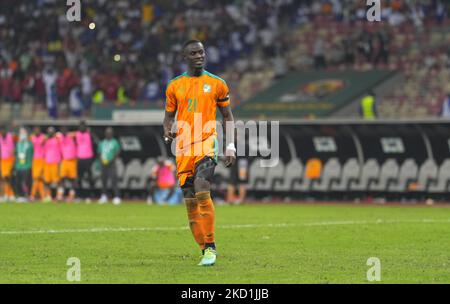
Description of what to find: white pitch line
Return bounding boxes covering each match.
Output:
[0,219,449,235]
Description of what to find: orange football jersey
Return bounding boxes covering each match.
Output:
[165,70,230,148]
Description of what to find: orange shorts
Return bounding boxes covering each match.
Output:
[1,158,14,178]
[32,159,45,180]
[60,159,78,179]
[44,163,60,184]
[176,135,218,187]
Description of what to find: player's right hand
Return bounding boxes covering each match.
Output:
[163,132,176,145]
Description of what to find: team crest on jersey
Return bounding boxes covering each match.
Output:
[203,84,211,93]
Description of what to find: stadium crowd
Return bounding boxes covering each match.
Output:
[0,0,449,119]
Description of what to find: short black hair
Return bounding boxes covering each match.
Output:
[182,39,202,50]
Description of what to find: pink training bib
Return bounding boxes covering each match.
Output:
[153,162,176,188]
[76,131,94,159]
[44,137,62,164]
[31,134,46,159]
[59,134,77,160]
[0,133,15,159]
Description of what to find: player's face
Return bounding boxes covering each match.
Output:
[33,126,41,135]
[184,43,205,69]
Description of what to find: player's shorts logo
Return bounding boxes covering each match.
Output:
[203,84,211,93]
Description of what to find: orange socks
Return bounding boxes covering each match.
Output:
[195,191,215,245]
[4,183,14,197]
[38,181,45,199]
[31,180,46,200]
[185,198,205,250]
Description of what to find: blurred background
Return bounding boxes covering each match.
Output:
[0,0,449,120]
[1,0,450,203]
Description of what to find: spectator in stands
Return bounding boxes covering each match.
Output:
[97,127,121,205]
[42,67,58,119]
[313,37,327,70]
[69,85,83,118]
[0,0,449,119]
[14,127,33,203]
[148,157,182,205]
[81,72,93,115]
[440,93,450,118]
[359,90,378,120]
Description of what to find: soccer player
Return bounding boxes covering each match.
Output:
[0,125,16,201]
[57,126,77,202]
[97,127,121,205]
[76,120,95,202]
[163,40,236,266]
[30,126,46,201]
[43,127,62,202]
[14,127,33,203]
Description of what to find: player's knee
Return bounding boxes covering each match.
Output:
[194,177,210,193]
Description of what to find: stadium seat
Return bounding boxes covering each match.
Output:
[312,158,341,192]
[369,159,399,192]
[414,159,438,192]
[248,158,268,191]
[331,158,360,191]
[124,159,142,189]
[274,158,303,192]
[292,159,312,192]
[261,159,284,191]
[388,159,418,192]
[428,159,450,193]
[349,159,380,191]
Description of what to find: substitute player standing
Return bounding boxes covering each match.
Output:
[30,127,46,201]
[163,40,236,266]
[43,127,62,202]
[57,126,77,202]
[0,125,16,201]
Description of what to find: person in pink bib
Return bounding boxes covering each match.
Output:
[148,157,182,205]
[0,125,16,201]
[30,126,46,201]
[57,126,78,202]
[75,120,95,202]
[43,127,62,202]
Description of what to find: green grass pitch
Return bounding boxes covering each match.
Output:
[0,202,449,283]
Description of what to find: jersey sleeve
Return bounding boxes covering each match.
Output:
[216,80,231,108]
[165,82,177,112]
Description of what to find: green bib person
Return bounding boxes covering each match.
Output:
[97,127,121,205]
[14,128,34,202]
